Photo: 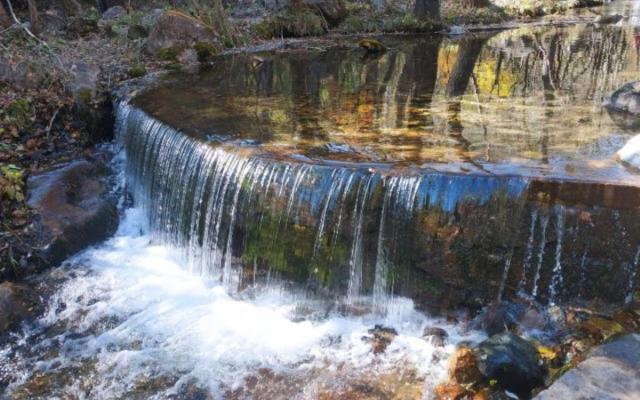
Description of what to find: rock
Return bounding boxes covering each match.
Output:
[101,5,126,22]
[535,334,640,400]
[303,0,347,25]
[434,382,470,400]
[475,332,546,397]
[127,24,149,40]
[448,347,482,384]
[364,325,397,354]
[617,134,640,170]
[607,81,640,114]
[65,62,114,144]
[423,326,448,347]
[142,9,164,27]
[359,38,386,53]
[0,282,35,334]
[147,11,219,56]
[27,160,118,267]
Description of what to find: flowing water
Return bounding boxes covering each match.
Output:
[3,1,640,398]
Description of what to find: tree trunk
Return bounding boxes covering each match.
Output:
[445,37,487,97]
[0,2,11,29]
[27,0,39,34]
[414,0,440,21]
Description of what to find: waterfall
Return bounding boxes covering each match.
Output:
[626,247,640,303]
[117,101,530,309]
[497,250,514,301]
[531,213,550,298]
[346,174,374,301]
[548,207,565,305]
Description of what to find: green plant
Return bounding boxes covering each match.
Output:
[0,164,25,202]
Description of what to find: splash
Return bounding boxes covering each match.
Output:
[1,208,483,398]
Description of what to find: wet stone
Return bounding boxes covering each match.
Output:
[363,325,398,354]
[423,326,448,347]
[475,333,546,397]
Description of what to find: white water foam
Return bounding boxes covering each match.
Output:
[3,207,483,399]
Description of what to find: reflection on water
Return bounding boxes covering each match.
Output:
[136,16,640,185]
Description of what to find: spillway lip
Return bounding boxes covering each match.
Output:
[128,93,640,188]
[120,100,640,211]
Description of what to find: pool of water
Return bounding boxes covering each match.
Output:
[135,1,640,185]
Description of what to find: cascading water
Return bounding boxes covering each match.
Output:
[531,213,550,299]
[518,209,539,293]
[626,247,640,303]
[548,207,565,305]
[117,101,536,307]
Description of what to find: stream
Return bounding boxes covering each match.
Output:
[2,0,640,398]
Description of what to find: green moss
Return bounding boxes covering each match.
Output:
[194,42,217,62]
[157,47,181,61]
[3,99,32,130]
[128,64,147,78]
[76,88,93,104]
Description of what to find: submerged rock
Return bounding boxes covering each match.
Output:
[0,282,36,334]
[476,333,546,397]
[359,38,386,53]
[535,334,640,400]
[27,159,118,267]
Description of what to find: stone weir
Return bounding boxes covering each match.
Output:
[117,101,640,314]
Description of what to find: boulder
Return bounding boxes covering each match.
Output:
[147,11,219,56]
[101,5,126,22]
[65,61,115,144]
[475,333,546,397]
[27,160,118,267]
[605,81,640,130]
[0,282,36,334]
[535,334,640,400]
